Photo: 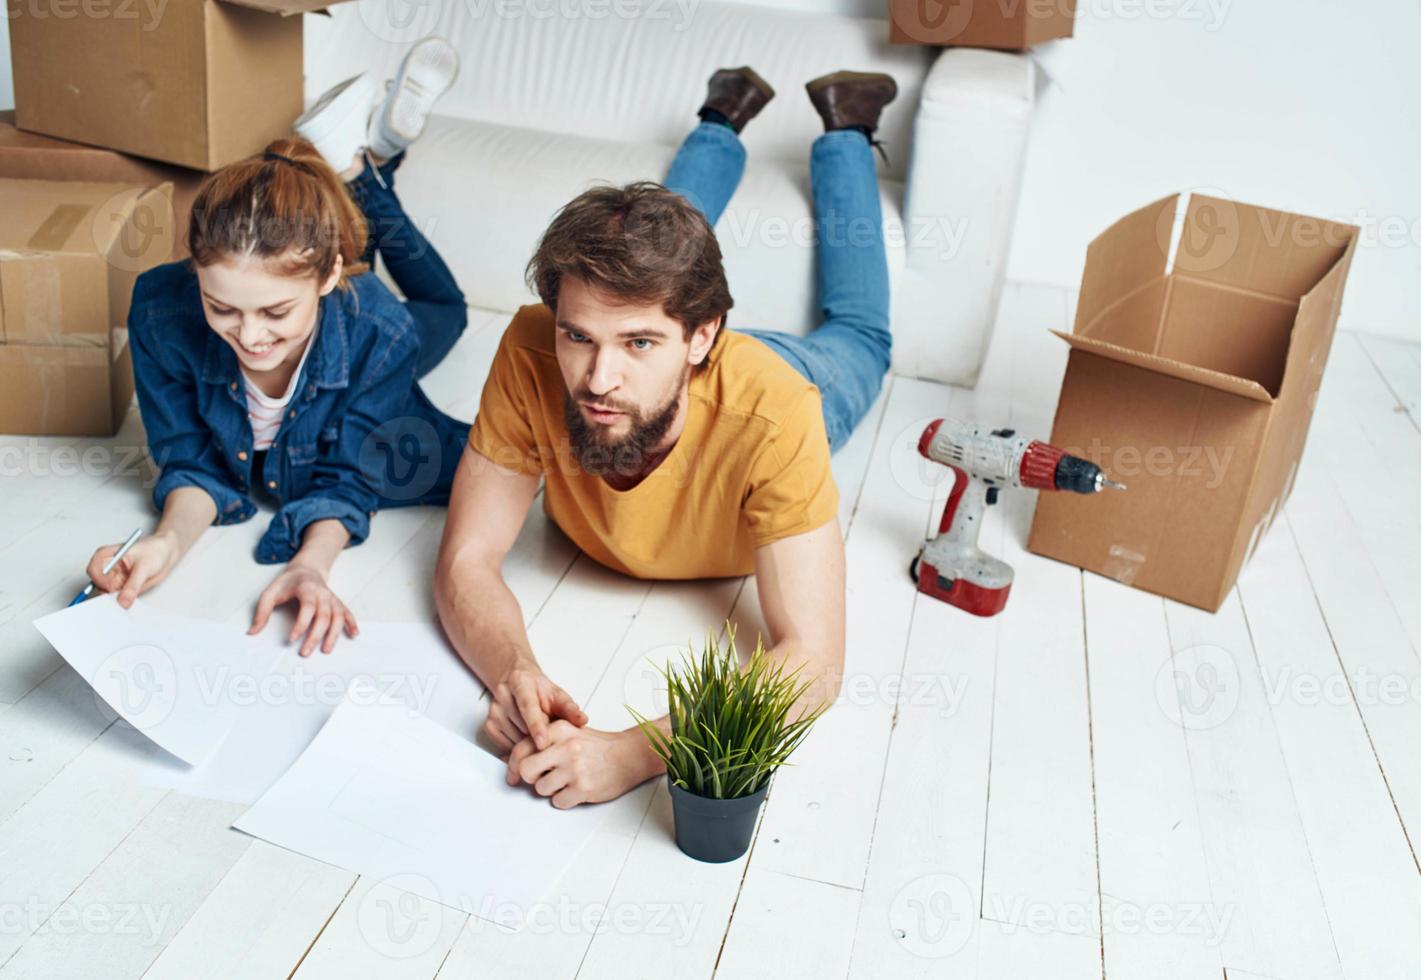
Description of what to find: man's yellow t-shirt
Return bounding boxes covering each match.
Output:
[466,304,840,579]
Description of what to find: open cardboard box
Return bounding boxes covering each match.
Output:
[8,0,351,171]
[888,0,1075,50]
[1027,193,1358,612]
[0,178,175,436]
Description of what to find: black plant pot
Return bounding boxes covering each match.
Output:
[667,775,771,863]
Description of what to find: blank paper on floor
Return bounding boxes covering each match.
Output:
[32,594,286,765]
[233,681,612,927]
[141,621,487,805]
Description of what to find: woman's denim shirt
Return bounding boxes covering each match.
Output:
[129,260,465,564]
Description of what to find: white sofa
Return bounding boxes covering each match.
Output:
[305,0,1034,387]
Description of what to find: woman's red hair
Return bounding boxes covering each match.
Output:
[187,136,368,287]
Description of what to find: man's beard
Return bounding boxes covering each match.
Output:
[563,368,687,479]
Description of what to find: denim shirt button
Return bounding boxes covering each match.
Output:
[268,480,278,490]
[237,450,248,461]
[229,382,238,391]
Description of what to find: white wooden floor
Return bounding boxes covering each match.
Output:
[2,283,1420,980]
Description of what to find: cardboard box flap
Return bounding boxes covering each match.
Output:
[1051,330,1274,403]
[1174,194,1357,299]
[215,0,345,15]
[1279,233,1357,403]
[1075,195,1176,335]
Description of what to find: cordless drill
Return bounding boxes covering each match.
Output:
[911,418,1125,617]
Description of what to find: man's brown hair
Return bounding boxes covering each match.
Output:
[526,181,733,369]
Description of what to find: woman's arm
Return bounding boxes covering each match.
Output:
[249,518,360,657]
[86,485,217,606]
[289,518,352,578]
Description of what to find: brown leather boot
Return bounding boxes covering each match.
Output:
[805,70,899,164]
[698,67,775,134]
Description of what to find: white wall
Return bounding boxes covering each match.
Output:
[3,0,1416,339]
[1008,0,1420,340]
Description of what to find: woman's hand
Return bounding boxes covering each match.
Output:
[86,533,180,608]
[249,564,359,657]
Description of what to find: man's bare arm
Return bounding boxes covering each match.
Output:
[617,517,848,784]
[434,446,586,750]
[749,517,847,719]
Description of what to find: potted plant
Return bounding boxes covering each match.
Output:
[628,622,828,863]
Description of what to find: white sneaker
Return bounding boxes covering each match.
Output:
[294,74,377,174]
[366,37,460,161]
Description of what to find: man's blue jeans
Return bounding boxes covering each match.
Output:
[665,122,892,454]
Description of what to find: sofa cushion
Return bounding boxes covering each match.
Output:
[393,115,907,336]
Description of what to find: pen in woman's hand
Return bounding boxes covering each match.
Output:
[69,528,144,607]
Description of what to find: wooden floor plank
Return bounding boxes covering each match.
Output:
[844,485,1001,979]
[1284,463,1421,850]
[1357,332,1421,425]
[743,374,934,893]
[1085,575,1223,980]
[1307,332,1421,656]
[712,869,859,979]
[0,724,168,967]
[1235,517,1421,980]
[1163,594,1343,980]
[0,795,251,980]
[978,284,1098,942]
[290,876,468,980]
[141,843,356,980]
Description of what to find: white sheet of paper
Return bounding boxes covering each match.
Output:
[32,594,287,765]
[141,621,487,804]
[233,681,612,927]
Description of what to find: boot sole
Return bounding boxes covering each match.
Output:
[805,70,898,101]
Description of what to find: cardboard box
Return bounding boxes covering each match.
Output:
[0,342,137,438]
[1027,194,1358,612]
[0,112,205,260]
[7,0,348,171]
[0,178,175,436]
[889,0,1075,50]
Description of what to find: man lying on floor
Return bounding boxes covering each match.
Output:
[434,66,899,807]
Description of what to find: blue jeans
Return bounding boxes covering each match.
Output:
[346,151,468,379]
[664,122,892,454]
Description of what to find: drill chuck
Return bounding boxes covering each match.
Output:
[1054,453,1122,494]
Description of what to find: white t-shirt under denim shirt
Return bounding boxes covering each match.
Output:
[242,332,316,451]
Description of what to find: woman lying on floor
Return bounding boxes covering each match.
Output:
[85,38,472,656]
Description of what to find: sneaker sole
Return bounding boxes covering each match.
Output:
[381,39,460,142]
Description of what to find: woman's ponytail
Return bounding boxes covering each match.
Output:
[187,136,368,288]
